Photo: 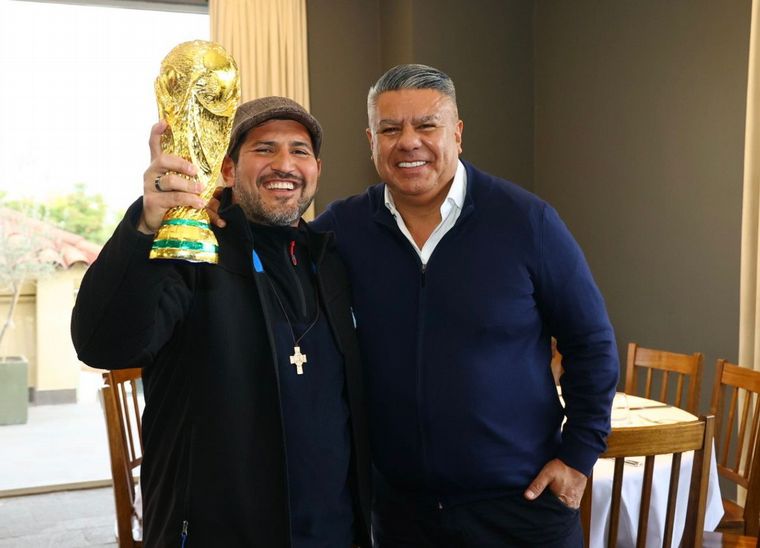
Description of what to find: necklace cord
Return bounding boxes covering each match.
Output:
[264,273,320,346]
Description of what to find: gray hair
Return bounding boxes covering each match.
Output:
[367,64,458,121]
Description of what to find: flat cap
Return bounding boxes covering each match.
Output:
[227,96,323,157]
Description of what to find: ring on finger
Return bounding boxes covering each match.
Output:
[154,173,167,193]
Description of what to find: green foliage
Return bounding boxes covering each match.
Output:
[0,222,55,291]
[3,183,117,245]
[0,218,57,350]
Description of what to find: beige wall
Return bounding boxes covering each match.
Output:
[408,0,534,189]
[534,0,751,411]
[307,0,382,209]
[0,266,87,398]
[35,269,82,392]
[307,0,534,210]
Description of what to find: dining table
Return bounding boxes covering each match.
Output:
[581,392,725,547]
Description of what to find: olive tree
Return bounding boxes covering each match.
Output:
[0,215,56,353]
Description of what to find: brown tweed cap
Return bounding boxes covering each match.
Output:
[227,96,323,157]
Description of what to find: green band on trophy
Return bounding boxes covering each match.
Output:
[152,239,218,253]
[162,219,214,229]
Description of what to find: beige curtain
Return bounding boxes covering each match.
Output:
[209,0,315,219]
[210,0,310,105]
[740,0,760,375]
[737,0,760,506]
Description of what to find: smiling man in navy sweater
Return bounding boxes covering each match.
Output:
[311,64,620,547]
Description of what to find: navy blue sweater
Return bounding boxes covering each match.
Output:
[312,161,619,500]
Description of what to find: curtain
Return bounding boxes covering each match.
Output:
[737,0,760,506]
[740,0,760,376]
[209,0,315,219]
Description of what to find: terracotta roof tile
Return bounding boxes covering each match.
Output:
[0,207,102,269]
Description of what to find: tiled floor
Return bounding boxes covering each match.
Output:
[0,488,117,547]
[0,371,119,546]
[0,372,111,493]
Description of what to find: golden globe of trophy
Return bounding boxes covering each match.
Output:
[149,40,240,264]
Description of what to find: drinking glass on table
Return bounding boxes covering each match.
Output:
[611,392,630,426]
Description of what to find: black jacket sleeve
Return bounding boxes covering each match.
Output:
[71,199,194,370]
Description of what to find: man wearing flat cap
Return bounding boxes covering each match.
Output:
[71,97,371,547]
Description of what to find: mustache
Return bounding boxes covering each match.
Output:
[257,169,305,186]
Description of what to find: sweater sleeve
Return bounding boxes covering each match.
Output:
[310,207,338,233]
[70,199,194,370]
[535,204,619,476]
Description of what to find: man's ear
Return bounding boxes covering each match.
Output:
[366,128,374,152]
[221,156,235,187]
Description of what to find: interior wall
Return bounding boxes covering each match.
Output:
[534,0,751,411]
[307,0,534,211]
[409,0,534,190]
[306,0,382,210]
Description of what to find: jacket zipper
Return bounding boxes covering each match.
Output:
[180,519,188,547]
[378,220,434,490]
[416,260,431,490]
[377,181,472,496]
[282,241,308,317]
[180,424,196,546]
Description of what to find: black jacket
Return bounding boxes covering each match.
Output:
[71,194,371,547]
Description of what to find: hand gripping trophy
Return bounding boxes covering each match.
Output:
[150,40,240,264]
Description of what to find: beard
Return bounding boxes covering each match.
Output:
[233,171,315,226]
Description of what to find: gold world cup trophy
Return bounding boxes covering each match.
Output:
[149,40,241,264]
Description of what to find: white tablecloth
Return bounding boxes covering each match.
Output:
[588,394,723,548]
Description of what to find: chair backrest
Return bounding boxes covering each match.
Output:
[580,415,714,548]
[709,359,760,537]
[101,368,144,548]
[625,342,704,415]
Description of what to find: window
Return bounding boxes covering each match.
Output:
[0,0,208,493]
[0,0,209,220]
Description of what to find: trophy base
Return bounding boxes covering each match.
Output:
[150,212,219,265]
[149,244,218,264]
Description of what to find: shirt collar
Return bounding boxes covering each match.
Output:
[384,159,467,216]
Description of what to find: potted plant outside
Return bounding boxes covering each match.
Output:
[0,213,55,425]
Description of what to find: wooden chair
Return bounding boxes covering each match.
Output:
[580,415,715,548]
[702,531,759,547]
[101,368,144,548]
[625,342,704,415]
[709,359,760,537]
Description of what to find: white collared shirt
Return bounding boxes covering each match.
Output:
[384,160,467,267]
